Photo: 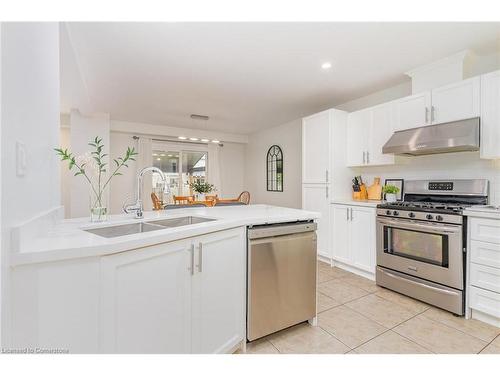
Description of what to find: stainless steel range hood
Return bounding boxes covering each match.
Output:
[382,117,480,156]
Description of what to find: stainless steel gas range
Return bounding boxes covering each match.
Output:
[376,179,489,315]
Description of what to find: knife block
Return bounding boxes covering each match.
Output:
[352,184,368,200]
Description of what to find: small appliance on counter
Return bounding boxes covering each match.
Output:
[375,179,489,315]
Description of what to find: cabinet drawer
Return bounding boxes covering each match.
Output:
[470,263,500,293]
[469,285,500,318]
[470,240,500,269]
[470,218,500,244]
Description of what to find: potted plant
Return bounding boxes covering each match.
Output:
[189,180,215,201]
[382,184,400,203]
[55,137,138,222]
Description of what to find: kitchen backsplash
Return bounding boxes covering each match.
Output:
[351,151,500,205]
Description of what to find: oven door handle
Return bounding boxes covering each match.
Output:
[377,217,461,235]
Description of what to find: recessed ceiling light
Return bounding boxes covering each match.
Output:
[212,140,220,143]
[160,154,165,157]
[321,62,332,70]
[178,136,187,140]
[156,158,161,161]
[201,139,209,142]
[189,137,199,141]
[153,153,158,156]
[168,154,173,157]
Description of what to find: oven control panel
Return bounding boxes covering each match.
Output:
[428,182,454,191]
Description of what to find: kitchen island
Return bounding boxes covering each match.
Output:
[8,204,319,354]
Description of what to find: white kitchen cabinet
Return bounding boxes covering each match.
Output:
[331,204,350,264]
[303,184,331,259]
[369,103,396,166]
[480,70,500,159]
[347,103,395,167]
[331,203,376,276]
[100,239,193,354]
[100,227,246,354]
[191,229,246,354]
[302,110,331,183]
[430,76,480,124]
[346,108,370,167]
[393,92,431,131]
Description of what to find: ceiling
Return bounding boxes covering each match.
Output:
[63,22,500,135]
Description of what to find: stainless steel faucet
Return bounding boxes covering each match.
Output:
[123,166,168,219]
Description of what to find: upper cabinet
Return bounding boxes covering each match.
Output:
[302,110,331,183]
[347,103,395,167]
[480,70,500,159]
[430,76,480,124]
[393,92,431,131]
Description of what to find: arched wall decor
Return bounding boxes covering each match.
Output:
[266,145,283,192]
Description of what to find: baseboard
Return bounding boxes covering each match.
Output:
[317,254,332,265]
[332,260,375,281]
[471,309,500,328]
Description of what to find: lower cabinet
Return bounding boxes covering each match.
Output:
[100,227,246,353]
[331,204,376,275]
[302,183,331,259]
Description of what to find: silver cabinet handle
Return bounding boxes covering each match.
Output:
[189,244,195,275]
[325,170,329,183]
[325,185,329,199]
[431,106,435,123]
[350,208,353,221]
[362,151,366,164]
[366,151,370,164]
[197,242,203,273]
[346,207,349,221]
[425,107,429,123]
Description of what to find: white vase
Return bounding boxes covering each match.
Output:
[386,193,397,203]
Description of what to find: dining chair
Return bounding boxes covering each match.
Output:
[215,191,251,206]
[164,203,208,209]
[151,192,163,211]
[173,195,195,205]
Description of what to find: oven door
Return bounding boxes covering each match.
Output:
[376,217,463,289]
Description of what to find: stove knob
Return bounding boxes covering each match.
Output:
[386,210,392,215]
[436,215,444,222]
[408,212,415,218]
[426,214,434,220]
[393,211,399,216]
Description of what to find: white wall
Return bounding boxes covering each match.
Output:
[245,119,302,209]
[1,22,60,346]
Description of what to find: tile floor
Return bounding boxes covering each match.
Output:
[237,261,500,354]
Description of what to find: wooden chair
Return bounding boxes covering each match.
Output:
[205,194,218,203]
[215,191,250,206]
[173,195,195,205]
[151,192,163,211]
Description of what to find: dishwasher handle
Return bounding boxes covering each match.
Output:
[248,222,317,240]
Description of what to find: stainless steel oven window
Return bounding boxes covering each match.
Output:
[383,226,449,267]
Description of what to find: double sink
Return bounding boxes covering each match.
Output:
[84,216,216,238]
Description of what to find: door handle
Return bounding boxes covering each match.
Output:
[425,107,429,123]
[431,106,435,123]
[346,208,349,221]
[363,151,366,164]
[325,170,329,183]
[325,185,329,199]
[366,151,370,164]
[197,242,203,272]
[350,208,353,221]
[189,244,195,275]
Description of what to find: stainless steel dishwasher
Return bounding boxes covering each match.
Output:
[247,221,317,341]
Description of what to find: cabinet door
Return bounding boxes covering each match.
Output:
[480,70,500,159]
[431,76,480,124]
[302,184,331,258]
[394,92,431,131]
[350,207,376,273]
[331,204,351,264]
[347,109,370,167]
[368,103,395,166]
[191,228,246,354]
[302,111,331,183]
[100,240,192,353]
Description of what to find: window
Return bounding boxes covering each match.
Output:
[267,145,283,192]
[152,143,208,203]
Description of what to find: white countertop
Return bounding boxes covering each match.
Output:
[464,205,500,220]
[11,204,320,266]
[331,198,383,208]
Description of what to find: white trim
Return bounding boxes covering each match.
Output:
[405,50,470,78]
[332,259,375,281]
